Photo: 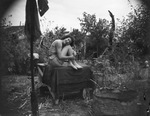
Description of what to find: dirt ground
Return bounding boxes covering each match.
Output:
[0,75,150,116]
[0,75,92,116]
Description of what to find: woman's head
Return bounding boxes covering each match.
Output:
[61,35,74,46]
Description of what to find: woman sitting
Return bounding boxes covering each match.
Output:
[48,35,82,70]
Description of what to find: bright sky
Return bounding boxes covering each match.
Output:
[4,0,141,33]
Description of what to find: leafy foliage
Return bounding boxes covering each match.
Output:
[114,5,150,62]
[78,12,110,58]
[0,17,30,74]
[0,28,30,74]
[70,29,84,48]
[83,5,150,89]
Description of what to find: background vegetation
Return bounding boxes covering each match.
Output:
[0,4,150,82]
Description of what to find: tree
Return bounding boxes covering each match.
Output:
[114,4,150,62]
[70,29,84,48]
[78,12,110,58]
[53,26,69,39]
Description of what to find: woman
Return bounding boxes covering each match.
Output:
[48,35,82,70]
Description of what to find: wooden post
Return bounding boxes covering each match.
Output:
[29,0,38,115]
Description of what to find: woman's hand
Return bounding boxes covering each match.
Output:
[73,50,77,56]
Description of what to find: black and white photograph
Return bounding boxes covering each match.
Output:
[0,0,150,116]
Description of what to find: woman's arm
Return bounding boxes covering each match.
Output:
[55,40,74,60]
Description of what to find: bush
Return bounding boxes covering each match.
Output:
[0,27,30,74]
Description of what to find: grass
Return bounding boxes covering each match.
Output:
[0,75,31,116]
[1,60,150,116]
[0,75,92,116]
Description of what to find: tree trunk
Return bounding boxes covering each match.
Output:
[84,39,86,59]
[108,10,115,52]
